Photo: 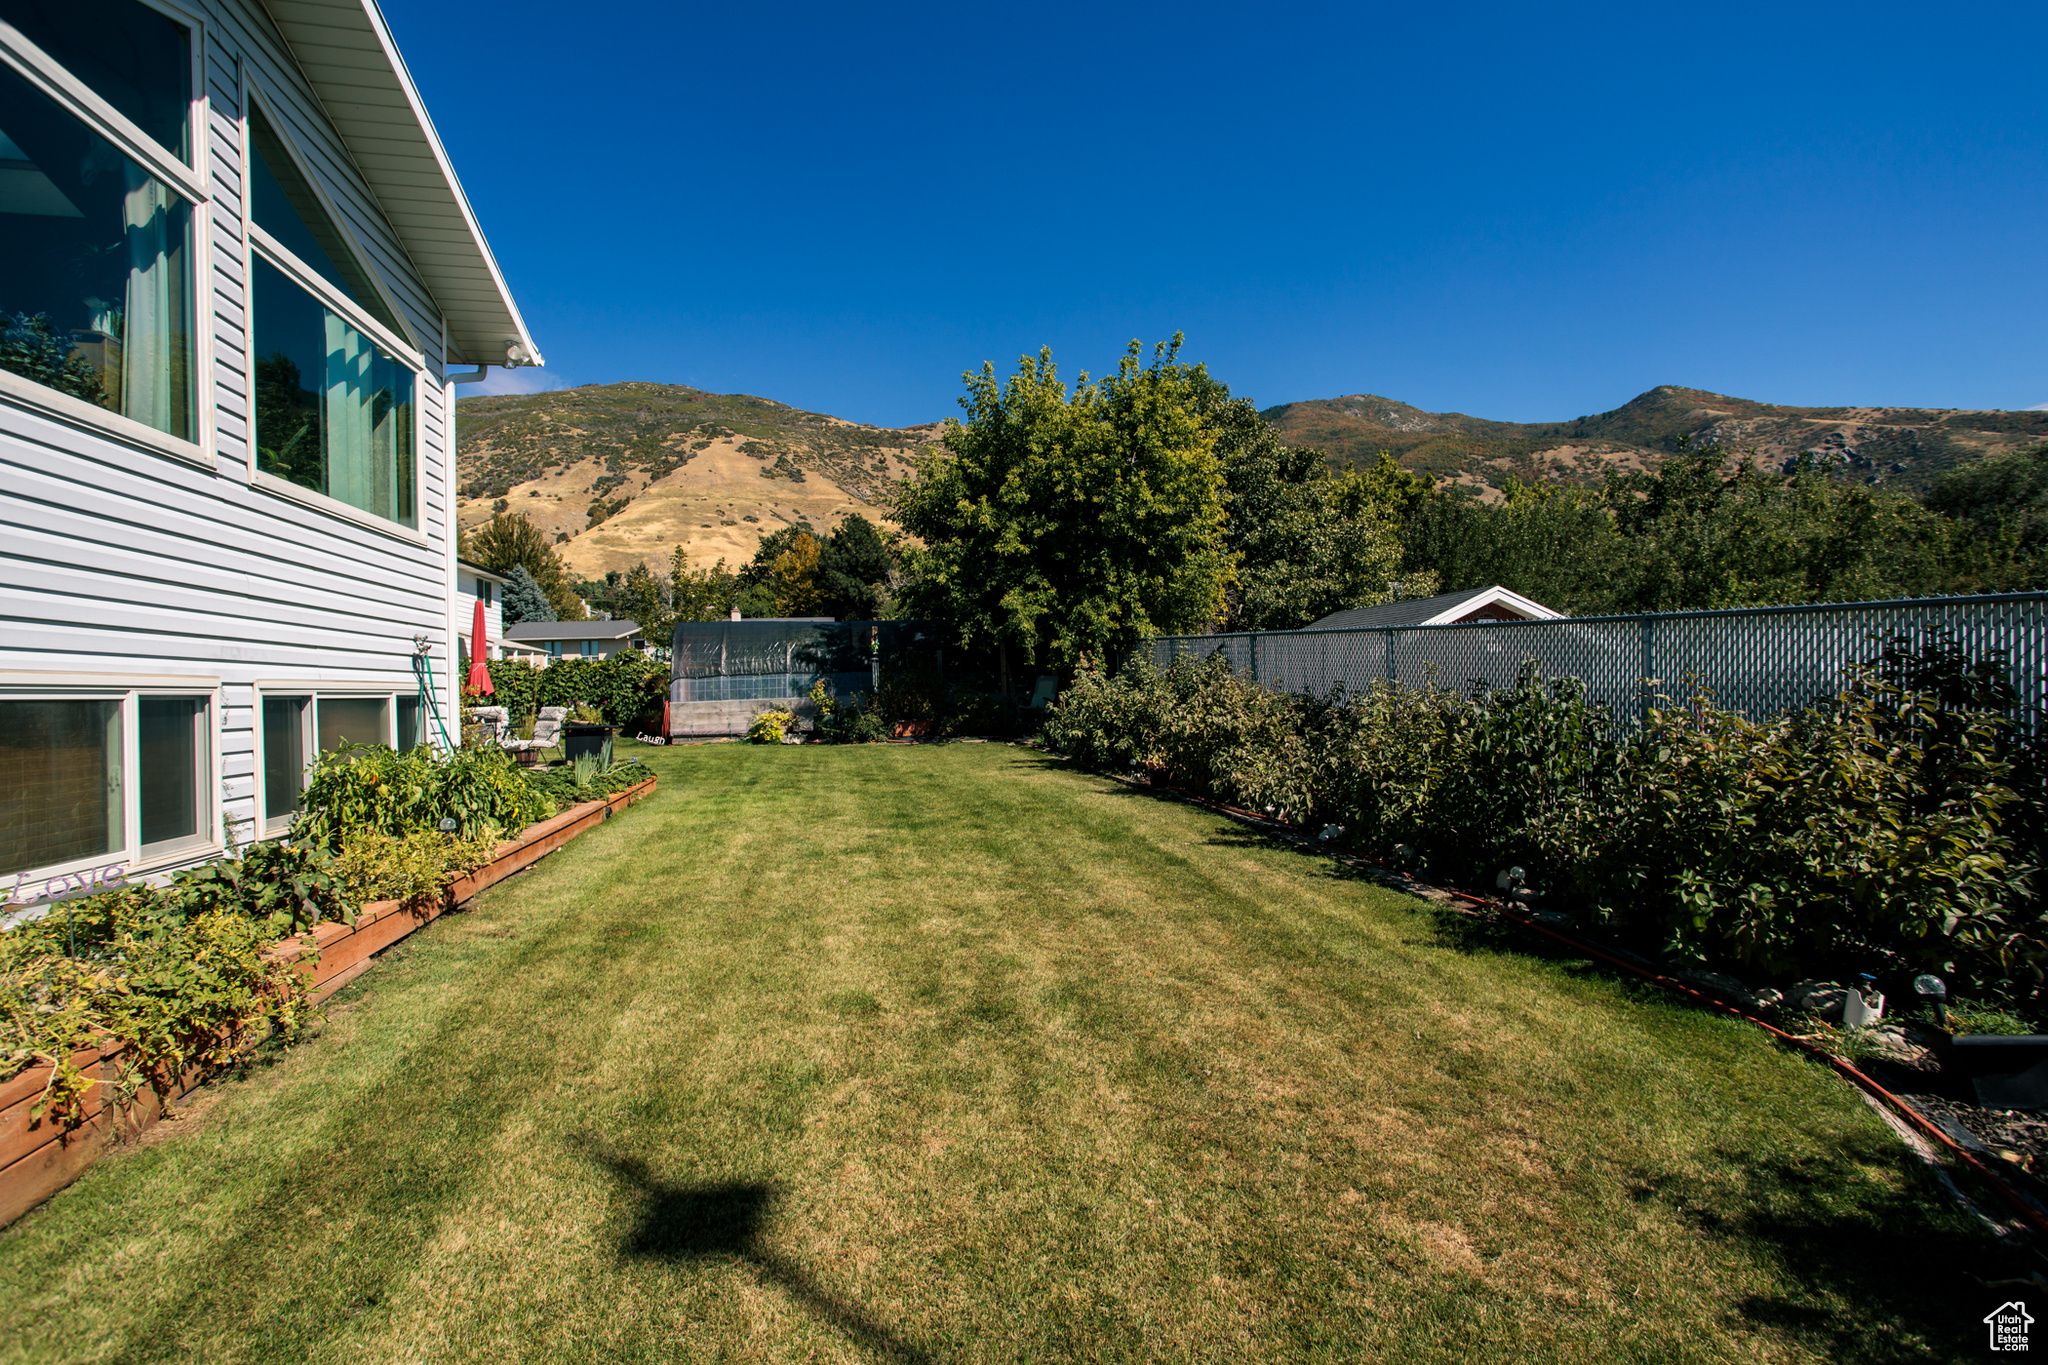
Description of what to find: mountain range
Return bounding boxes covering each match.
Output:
[455,382,2048,580]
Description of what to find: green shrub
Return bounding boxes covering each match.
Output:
[1045,640,2043,992]
[2,895,316,1124]
[747,709,793,744]
[293,743,554,850]
[330,828,501,906]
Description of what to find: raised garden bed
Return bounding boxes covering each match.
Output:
[0,776,655,1229]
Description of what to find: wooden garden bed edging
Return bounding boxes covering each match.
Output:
[0,775,656,1228]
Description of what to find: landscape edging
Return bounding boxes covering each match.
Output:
[0,774,657,1229]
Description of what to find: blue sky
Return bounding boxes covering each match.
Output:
[384,1,2048,427]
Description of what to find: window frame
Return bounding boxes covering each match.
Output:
[0,1,212,467]
[239,85,427,542]
[252,681,409,838]
[0,672,222,898]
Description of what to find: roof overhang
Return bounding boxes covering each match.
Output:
[456,559,510,585]
[260,0,543,369]
[1418,586,1564,626]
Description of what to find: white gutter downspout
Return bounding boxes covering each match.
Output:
[444,339,490,748]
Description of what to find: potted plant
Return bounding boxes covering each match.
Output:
[563,703,614,764]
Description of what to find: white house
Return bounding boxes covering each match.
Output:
[456,559,509,660]
[0,0,542,899]
[1302,585,1562,631]
[504,620,648,663]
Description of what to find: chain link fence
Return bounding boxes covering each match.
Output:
[1145,592,2048,732]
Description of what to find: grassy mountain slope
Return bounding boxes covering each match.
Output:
[453,382,942,578]
[455,380,2048,577]
[1263,384,2048,499]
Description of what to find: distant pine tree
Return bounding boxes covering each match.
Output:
[502,563,557,624]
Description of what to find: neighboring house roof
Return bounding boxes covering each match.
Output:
[456,559,510,586]
[505,620,644,642]
[1302,586,1562,631]
[261,1,543,369]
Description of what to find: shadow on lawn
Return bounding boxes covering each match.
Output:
[570,1135,936,1365]
[1628,1139,2016,1363]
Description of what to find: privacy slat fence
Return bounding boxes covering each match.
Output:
[1146,592,2048,733]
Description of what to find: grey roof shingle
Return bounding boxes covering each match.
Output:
[504,620,642,642]
[1302,588,1504,632]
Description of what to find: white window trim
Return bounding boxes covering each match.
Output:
[0,367,210,468]
[0,7,214,465]
[242,225,428,541]
[252,682,409,837]
[240,86,422,354]
[0,679,224,903]
[0,1,209,200]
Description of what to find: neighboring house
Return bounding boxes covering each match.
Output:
[505,620,648,662]
[497,637,551,666]
[0,0,542,898]
[1302,586,1562,631]
[456,560,509,660]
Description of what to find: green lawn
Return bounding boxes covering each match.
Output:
[0,744,2014,1363]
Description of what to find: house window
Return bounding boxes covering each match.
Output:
[0,33,196,440]
[260,689,406,834]
[1,0,194,161]
[581,640,598,657]
[547,641,562,659]
[261,694,307,826]
[316,696,389,752]
[0,687,215,882]
[0,699,123,877]
[138,694,207,854]
[246,101,417,529]
[474,578,493,607]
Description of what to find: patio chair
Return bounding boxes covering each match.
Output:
[502,706,569,764]
[468,706,510,746]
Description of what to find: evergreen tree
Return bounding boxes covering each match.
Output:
[500,564,556,624]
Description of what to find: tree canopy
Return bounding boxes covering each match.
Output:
[464,512,585,620]
[897,337,1231,673]
[500,564,555,625]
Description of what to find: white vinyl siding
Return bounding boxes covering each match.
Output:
[0,0,464,887]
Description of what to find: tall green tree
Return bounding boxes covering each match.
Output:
[1601,447,1954,611]
[1400,478,1618,613]
[897,337,1232,676]
[670,547,740,622]
[500,564,555,625]
[464,512,585,620]
[818,513,895,619]
[615,561,672,648]
[1216,406,1406,631]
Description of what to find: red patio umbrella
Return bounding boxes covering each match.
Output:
[466,597,494,696]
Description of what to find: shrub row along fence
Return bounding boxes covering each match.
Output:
[1054,627,2047,997]
[1146,592,2048,736]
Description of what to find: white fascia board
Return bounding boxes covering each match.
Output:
[1419,585,1564,625]
[265,0,544,370]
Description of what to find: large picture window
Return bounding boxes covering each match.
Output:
[251,256,416,527]
[246,99,417,530]
[0,688,213,882]
[0,54,195,440]
[1,0,194,162]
